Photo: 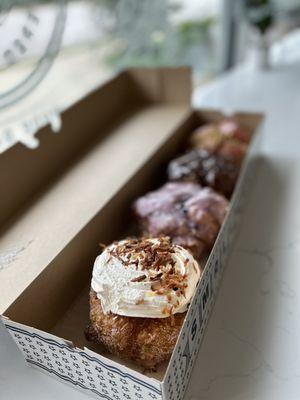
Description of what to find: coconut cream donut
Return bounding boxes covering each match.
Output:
[86,237,201,368]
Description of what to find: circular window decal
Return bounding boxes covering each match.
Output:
[0,1,66,109]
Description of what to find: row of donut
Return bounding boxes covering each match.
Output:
[86,118,251,369]
[133,118,251,259]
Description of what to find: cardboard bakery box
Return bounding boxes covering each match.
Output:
[0,68,264,400]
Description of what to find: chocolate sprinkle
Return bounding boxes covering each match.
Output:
[109,237,189,300]
[131,275,146,282]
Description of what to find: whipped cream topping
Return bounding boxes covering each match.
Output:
[91,237,201,318]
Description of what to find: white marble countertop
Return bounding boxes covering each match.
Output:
[1,62,300,400]
[188,62,300,400]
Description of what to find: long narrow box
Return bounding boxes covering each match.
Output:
[1,68,264,400]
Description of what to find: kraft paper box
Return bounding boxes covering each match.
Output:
[0,68,264,400]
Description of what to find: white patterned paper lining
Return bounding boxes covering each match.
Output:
[5,323,162,400]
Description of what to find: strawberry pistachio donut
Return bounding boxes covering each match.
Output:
[133,182,229,258]
[190,119,251,165]
[86,237,201,368]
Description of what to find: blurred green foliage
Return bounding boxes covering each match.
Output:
[178,18,216,47]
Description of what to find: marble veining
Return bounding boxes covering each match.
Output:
[186,63,300,400]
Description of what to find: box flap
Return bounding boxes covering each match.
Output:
[0,67,191,314]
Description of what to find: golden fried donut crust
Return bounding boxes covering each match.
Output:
[86,290,185,368]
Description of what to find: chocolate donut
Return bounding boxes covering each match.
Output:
[167,149,240,198]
